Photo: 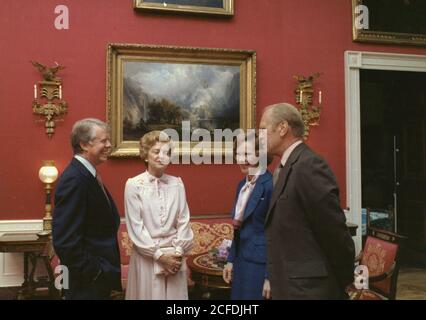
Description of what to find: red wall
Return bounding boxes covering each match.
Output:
[1,0,425,220]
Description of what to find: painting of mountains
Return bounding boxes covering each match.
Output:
[123,61,240,141]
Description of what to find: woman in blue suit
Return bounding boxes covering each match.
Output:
[223,133,273,300]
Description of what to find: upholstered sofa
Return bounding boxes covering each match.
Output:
[117,217,233,290]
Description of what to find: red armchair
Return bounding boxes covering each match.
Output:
[348,227,406,300]
[117,222,132,290]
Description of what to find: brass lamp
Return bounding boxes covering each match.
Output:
[38,161,59,232]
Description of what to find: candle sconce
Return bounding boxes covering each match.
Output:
[294,72,322,140]
[31,61,67,139]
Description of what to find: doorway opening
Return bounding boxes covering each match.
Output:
[360,69,426,267]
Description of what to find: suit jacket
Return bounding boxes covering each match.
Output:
[228,171,273,265]
[52,158,121,299]
[265,143,355,300]
[227,171,273,299]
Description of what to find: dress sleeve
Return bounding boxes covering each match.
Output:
[171,178,194,255]
[124,179,163,260]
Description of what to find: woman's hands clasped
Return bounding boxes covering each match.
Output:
[158,253,183,275]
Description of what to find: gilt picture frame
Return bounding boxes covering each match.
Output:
[107,43,256,158]
[133,0,234,16]
[352,0,426,47]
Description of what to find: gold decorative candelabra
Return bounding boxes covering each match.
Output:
[31,61,67,138]
[294,73,322,140]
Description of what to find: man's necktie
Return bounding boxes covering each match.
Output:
[96,173,111,206]
[272,164,283,186]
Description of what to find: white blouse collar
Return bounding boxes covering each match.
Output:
[144,170,168,184]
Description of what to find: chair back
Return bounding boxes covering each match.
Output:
[117,222,132,265]
[361,228,406,299]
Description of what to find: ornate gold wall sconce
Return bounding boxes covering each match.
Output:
[31,61,67,138]
[294,73,323,140]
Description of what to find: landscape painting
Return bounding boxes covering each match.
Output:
[123,61,240,141]
[107,44,255,157]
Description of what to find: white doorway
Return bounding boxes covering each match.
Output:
[344,51,426,254]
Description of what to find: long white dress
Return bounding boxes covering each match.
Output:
[124,171,194,300]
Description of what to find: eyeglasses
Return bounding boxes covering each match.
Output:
[89,137,111,145]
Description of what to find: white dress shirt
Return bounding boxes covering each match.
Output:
[280,140,303,167]
[74,154,96,177]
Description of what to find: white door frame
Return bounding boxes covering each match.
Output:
[344,51,426,253]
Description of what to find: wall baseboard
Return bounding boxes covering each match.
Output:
[0,220,43,287]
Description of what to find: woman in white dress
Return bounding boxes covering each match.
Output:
[124,131,193,300]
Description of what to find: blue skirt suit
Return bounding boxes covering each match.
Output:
[227,171,273,300]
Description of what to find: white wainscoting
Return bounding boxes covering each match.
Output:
[0,220,43,287]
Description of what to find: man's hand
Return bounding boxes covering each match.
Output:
[222,262,233,284]
[262,279,271,299]
[110,290,124,300]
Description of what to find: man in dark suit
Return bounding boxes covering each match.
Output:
[259,103,355,300]
[53,118,121,300]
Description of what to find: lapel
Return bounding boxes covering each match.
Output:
[265,143,306,225]
[71,157,92,179]
[104,186,120,228]
[242,173,268,222]
[71,158,114,214]
[231,179,246,219]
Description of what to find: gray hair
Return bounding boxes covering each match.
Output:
[264,103,305,138]
[71,118,109,154]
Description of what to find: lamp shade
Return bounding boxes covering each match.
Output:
[39,160,58,184]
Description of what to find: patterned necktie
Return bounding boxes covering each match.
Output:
[96,173,111,206]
